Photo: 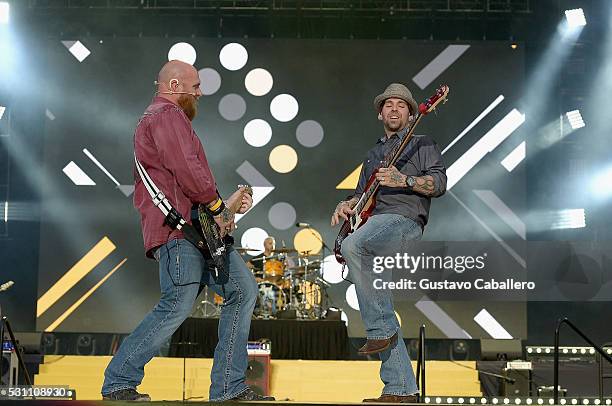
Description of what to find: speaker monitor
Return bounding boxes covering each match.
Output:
[503,367,532,396]
[481,339,523,361]
[245,354,270,396]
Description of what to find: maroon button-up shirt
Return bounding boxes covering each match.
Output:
[134,96,218,257]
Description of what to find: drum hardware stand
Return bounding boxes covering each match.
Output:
[1,313,33,386]
[193,286,220,318]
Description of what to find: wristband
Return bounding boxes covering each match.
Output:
[208,199,226,216]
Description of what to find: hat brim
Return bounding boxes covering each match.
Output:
[374,92,418,115]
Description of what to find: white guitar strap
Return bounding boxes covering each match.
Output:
[133,152,187,231]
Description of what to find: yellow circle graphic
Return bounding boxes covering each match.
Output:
[395,310,402,327]
[269,144,298,173]
[293,228,323,255]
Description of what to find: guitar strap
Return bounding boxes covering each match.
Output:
[133,153,207,252]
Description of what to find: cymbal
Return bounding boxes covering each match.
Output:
[288,260,321,273]
[272,247,298,253]
[250,254,282,262]
[234,246,256,253]
[298,252,320,258]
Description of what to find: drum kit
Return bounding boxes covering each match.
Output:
[193,246,330,320]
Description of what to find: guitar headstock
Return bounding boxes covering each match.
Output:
[418,85,449,115]
[238,184,253,196]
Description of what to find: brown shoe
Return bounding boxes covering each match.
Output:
[358,332,398,355]
[363,394,419,403]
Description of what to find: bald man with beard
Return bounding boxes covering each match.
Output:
[101,61,273,402]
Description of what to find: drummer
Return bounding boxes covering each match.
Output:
[246,236,277,278]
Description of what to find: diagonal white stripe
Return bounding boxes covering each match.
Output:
[474,308,513,339]
[500,141,526,172]
[234,186,274,223]
[83,148,120,186]
[63,161,96,186]
[447,109,525,190]
[412,45,470,90]
[474,189,526,240]
[415,296,472,339]
[449,191,526,268]
[442,95,505,155]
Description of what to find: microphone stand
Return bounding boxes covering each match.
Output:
[302,225,331,319]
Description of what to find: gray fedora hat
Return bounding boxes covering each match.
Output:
[373,83,418,115]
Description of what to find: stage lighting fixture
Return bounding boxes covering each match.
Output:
[0,2,8,25]
[565,8,587,28]
[566,110,585,129]
[511,43,518,49]
[0,106,5,119]
[551,209,586,230]
[590,166,612,199]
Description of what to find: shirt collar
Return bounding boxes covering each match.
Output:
[377,127,410,144]
[152,95,175,105]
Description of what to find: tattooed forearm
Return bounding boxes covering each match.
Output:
[337,197,359,211]
[390,171,405,187]
[411,175,436,196]
[217,207,233,223]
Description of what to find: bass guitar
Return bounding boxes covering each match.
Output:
[334,85,449,264]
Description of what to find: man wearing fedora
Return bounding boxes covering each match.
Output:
[331,83,447,403]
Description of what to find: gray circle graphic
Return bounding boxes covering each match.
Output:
[268,202,297,230]
[218,94,246,121]
[296,120,324,147]
[198,68,221,95]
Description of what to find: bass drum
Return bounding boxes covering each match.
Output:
[297,281,322,309]
[254,282,287,318]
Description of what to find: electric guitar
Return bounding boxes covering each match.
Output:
[195,185,253,276]
[334,85,450,264]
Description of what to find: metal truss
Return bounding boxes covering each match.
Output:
[28,0,531,14]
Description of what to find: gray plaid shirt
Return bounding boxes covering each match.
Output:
[353,128,447,229]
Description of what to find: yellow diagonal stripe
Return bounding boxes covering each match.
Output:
[44,258,127,332]
[37,236,116,317]
[336,164,362,190]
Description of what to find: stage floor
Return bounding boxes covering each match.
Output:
[33,356,480,402]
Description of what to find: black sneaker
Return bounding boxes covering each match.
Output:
[102,388,151,401]
[229,387,275,401]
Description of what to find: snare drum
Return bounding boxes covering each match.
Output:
[263,259,285,282]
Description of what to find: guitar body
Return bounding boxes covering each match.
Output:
[197,205,231,275]
[194,185,253,277]
[334,174,377,264]
[334,85,450,265]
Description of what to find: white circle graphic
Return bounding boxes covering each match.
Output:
[243,119,272,147]
[321,255,345,284]
[168,42,196,65]
[345,284,360,311]
[219,43,248,71]
[240,227,268,256]
[270,94,299,122]
[245,68,273,96]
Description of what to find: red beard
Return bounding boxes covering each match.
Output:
[177,94,198,121]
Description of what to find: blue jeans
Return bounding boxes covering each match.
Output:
[101,238,258,401]
[340,213,422,396]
